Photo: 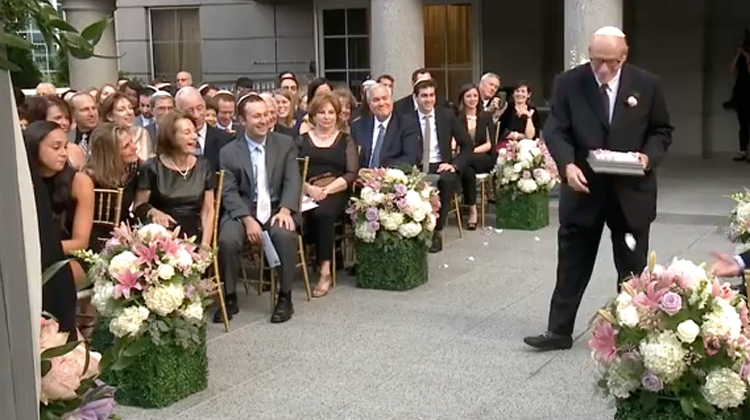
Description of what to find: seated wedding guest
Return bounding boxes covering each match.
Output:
[26,95,87,169]
[216,94,301,324]
[351,83,419,169]
[97,83,117,104]
[61,89,77,103]
[297,92,358,297]
[274,88,298,135]
[234,76,254,97]
[100,92,153,161]
[175,87,233,171]
[352,79,376,120]
[199,83,219,98]
[85,122,141,251]
[204,97,218,127]
[176,71,193,89]
[36,82,56,96]
[146,91,175,146]
[135,87,155,128]
[394,68,432,115]
[133,110,216,245]
[499,81,540,141]
[119,80,141,103]
[410,79,472,252]
[332,86,356,133]
[298,78,332,135]
[69,92,100,157]
[29,147,77,336]
[25,120,94,286]
[279,71,299,96]
[456,84,496,230]
[214,91,238,134]
[376,74,394,93]
[260,92,294,138]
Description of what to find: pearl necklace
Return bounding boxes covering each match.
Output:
[166,156,191,179]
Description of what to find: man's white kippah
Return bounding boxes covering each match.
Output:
[594,26,625,37]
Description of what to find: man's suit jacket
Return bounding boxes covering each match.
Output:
[543,63,673,229]
[350,113,420,169]
[406,106,473,172]
[146,123,158,152]
[204,125,233,172]
[219,132,302,226]
[394,94,451,116]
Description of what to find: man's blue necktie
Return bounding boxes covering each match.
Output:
[369,123,385,168]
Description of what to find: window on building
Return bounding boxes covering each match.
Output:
[321,8,370,98]
[423,4,474,102]
[149,8,202,82]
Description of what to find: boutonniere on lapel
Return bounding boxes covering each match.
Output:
[626,93,639,107]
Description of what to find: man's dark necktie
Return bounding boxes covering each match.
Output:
[600,83,610,125]
[370,124,385,168]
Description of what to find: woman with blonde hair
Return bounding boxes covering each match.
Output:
[100,92,153,161]
[97,83,117,104]
[273,88,298,130]
[332,86,356,133]
[85,122,141,250]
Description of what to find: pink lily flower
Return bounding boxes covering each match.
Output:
[712,280,738,301]
[134,242,159,267]
[158,238,182,258]
[589,318,618,366]
[112,269,143,299]
[633,281,668,312]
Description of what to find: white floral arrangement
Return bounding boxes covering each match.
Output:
[727,190,750,254]
[346,168,440,246]
[84,223,215,348]
[590,253,750,417]
[493,139,559,195]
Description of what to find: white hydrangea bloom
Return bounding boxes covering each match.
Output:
[606,363,639,399]
[397,222,422,238]
[170,248,193,272]
[137,223,169,241]
[702,299,742,341]
[179,300,204,321]
[143,283,186,316]
[702,368,747,409]
[156,264,175,281]
[384,168,407,183]
[108,251,138,277]
[639,331,687,383]
[379,210,404,231]
[91,280,115,316]
[355,222,376,242]
[517,179,538,194]
[425,214,437,232]
[737,202,750,221]
[109,306,150,338]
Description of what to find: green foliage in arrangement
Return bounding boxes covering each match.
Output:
[99,324,208,408]
[615,395,747,420]
[495,190,549,231]
[355,238,428,291]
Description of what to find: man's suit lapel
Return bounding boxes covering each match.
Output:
[581,68,610,129]
[434,109,451,159]
[362,116,375,165]
[611,65,632,130]
[237,137,254,187]
[265,133,278,184]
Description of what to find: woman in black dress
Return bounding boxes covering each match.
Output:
[729,31,750,161]
[456,84,496,230]
[297,91,358,297]
[85,122,142,252]
[499,81,541,141]
[133,110,216,248]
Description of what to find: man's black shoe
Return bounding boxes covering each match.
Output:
[429,231,443,253]
[271,292,294,323]
[212,297,239,324]
[523,331,573,351]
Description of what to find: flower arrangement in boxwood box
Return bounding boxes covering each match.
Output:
[493,139,558,195]
[77,223,215,349]
[347,168,440,248]
[590,253,750,418]
[727,190,750,253]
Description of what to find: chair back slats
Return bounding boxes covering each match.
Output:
[93,188,124,227]
[212,170,225,250]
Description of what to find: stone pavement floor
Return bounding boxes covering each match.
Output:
[116,208,734,420]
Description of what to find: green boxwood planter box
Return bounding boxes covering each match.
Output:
[355,238,428,291]
[615,397,745,420]
[495,191,549,230]
[97,323,208,409]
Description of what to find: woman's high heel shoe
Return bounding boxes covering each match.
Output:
[312,274,332,298]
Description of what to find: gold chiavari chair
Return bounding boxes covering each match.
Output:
[92,187,125,230]
[209,171,231,332]
[243,157,313,306]
[448,138,464,237]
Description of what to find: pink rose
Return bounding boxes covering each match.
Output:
[39,318,69,352]
[40,344,101,404]
[713,280,738,301]
[703,336,722,356]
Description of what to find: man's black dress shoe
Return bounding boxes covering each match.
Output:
[271,292,294,323]
[429,231,443,253]
[212,298,239,324]
[523,332,573,351]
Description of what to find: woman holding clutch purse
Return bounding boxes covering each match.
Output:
[296,91,359,297]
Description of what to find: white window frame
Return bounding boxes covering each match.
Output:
[147,6,202,81]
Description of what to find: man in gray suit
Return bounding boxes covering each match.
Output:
[215,94,301,324]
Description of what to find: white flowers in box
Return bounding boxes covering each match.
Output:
[493,139,559,195]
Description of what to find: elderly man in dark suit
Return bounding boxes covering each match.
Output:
[215,94,302,324]
[524,26,673,351]
[175,87,232,171]
[351,83,420,169]
[145,91,175,151]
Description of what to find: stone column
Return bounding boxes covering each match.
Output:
[370,0,424,99]
[564,0,623,69]
[63,0,118,89]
